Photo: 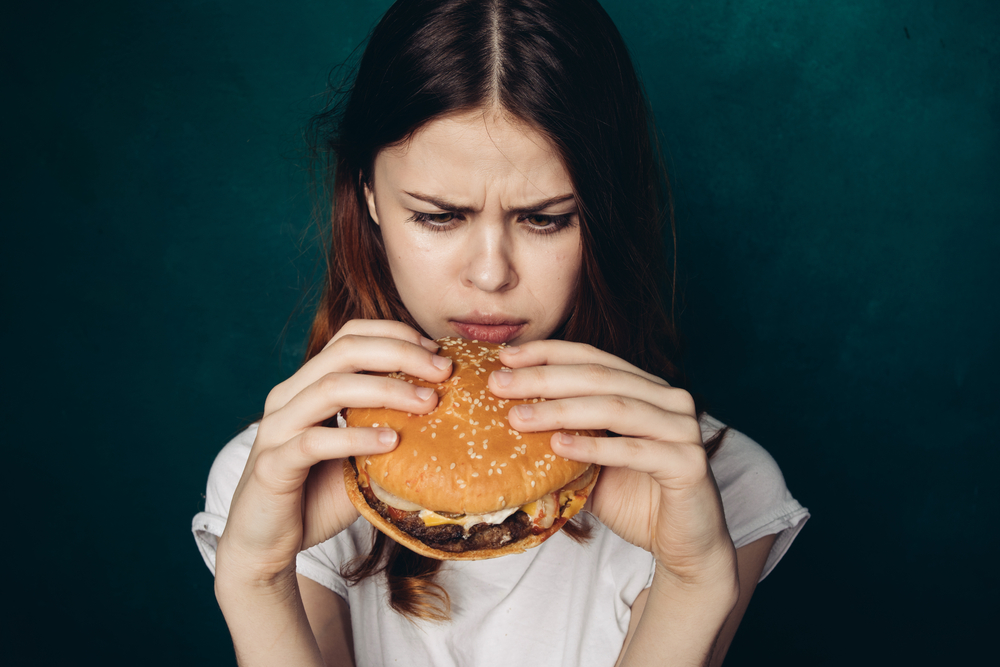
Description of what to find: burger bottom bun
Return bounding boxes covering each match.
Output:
[342,458,601,561]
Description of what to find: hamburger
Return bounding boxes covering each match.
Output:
[342,337,601,561]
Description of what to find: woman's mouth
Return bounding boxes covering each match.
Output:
[450,319,526,344]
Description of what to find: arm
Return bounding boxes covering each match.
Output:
[616,534,776,667]
[213,321,452,666]
[299,574,355,667]
[489,341,752,666]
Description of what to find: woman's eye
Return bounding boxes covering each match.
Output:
[525,214,553,227]
[410,211,458,228]
[521,213,573,234]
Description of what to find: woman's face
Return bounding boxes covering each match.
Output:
[365,109,583,345]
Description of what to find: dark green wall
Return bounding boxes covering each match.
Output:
[2,1,996,664]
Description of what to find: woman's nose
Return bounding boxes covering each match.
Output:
[462,225,517,293]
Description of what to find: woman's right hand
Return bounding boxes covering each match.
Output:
[214,320,454,585]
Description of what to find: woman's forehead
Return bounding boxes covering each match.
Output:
[375,109,573,205]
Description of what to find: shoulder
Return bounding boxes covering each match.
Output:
[204,423,258,518]
[700,414,810,579]
[701,414,787,502]
[191,424,258,574]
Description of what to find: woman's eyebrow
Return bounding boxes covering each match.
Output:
[403,191,575,214]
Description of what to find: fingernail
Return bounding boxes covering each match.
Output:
[378,430,398,447]
[503,345,521,355]
[513,404,533,420]
[432,354,452,370]
[415,386,435,400]
[556,433,574,447]
[492,369,513,387]
[420,336,440,351]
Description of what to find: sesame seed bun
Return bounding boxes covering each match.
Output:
[343,337,603,560]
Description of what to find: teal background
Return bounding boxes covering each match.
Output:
[2,0,996,664]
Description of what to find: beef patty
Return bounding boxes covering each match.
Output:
[358,474,533,553]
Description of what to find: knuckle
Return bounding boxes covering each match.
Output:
[295,428,323,457]
[606,395,630,417]
[333,333,362,355]
[675,413,702,442]
[667,387,696,416]
[676,441,709,477]
[622,436,645,461]
[583,363,613,385]
[252,447,280,481]
[317,372,344,395]
[264,381,289,414]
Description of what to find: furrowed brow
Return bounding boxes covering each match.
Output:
[404,191,575,215]
[403,192,475,214]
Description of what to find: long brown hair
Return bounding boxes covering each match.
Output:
[303,0,725,621]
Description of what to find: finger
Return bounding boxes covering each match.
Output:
[267,331,453,413]
[262,372,441,444]
[499,339,669,387]
[251,426,398,497]
[549,432,709,490]
[488,364,695,416]
[505,394,702,444]
[324,319,439,352]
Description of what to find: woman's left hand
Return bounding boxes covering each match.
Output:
[488,339,737,588]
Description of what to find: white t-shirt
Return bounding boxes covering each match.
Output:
[192,415,808,667]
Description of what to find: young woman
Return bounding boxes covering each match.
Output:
[192,1,809,665]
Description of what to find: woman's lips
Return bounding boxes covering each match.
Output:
[450,321,526,344]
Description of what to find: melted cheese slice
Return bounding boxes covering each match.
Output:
[419,507,520,530]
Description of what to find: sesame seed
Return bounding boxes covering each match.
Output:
[450,463,456,469]
[471,472,479,477]
[531,481,536,487]
[459,433,465,438]
[490,461,496,466]
[372,423,379,427]
[431,432,436,438]
[488,469,493,476]
[431,456,437,461]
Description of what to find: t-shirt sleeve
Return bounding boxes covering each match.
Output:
[190,424,352,599]
[702,415,810,581]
